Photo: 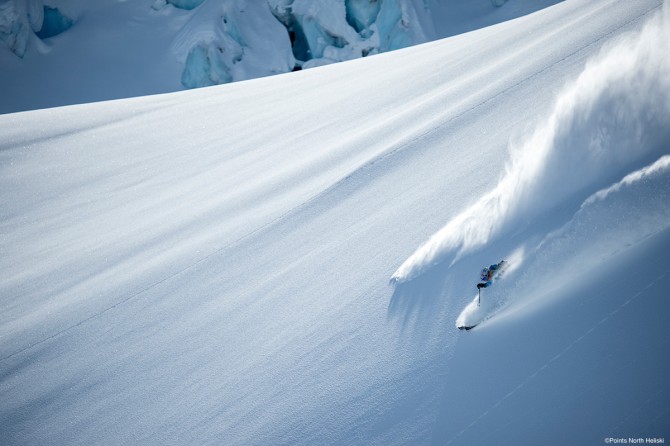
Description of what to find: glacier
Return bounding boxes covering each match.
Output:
[174,0,295,88]
[175,0,434,85]
[0,0,562,114]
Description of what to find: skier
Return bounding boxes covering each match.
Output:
[476,260,506,306]
[477,260,506,289]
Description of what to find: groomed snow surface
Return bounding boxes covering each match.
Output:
[1,0,670,445]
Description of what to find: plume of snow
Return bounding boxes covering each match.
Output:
[392,4,670,283]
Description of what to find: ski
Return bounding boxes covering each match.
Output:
[458,325,477,331]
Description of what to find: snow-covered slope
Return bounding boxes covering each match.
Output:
[1,0,669,444]
[0,0,562,115]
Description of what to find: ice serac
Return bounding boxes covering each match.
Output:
[177,0,436,85]
[286,0,434,69]
[35,6,72,39]
[176,0,295,88]
[0,0,73,56]
[289,0,370,68]
[0,0,43,57]
[168,0,206,10]
[345,0,382,35]
[374,0,434,52]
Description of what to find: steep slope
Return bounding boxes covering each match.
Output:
[1,0,668,445]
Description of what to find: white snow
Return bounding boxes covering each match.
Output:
[1,0,669,445]
[393,3,670,283]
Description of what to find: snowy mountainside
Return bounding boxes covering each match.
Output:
[0,0,562,114]
[394,2,670,330]
[394,1,670,283]
[1,0,669,445]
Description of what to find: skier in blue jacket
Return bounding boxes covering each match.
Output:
[477,260,506,289]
